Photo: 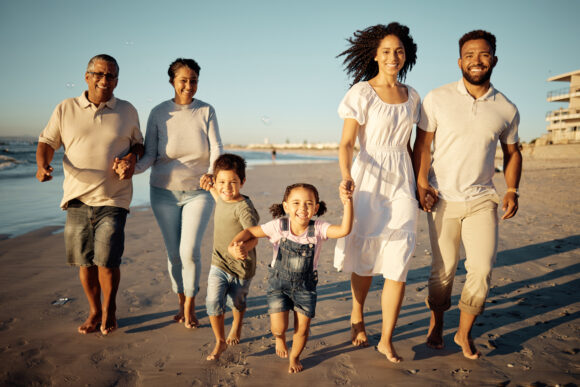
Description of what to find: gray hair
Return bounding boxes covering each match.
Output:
[86,54,119,75]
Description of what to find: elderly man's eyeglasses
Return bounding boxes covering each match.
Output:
[88,71,118,81]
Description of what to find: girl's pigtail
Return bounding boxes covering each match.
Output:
[269,203,285,218]
[316,201,327,217]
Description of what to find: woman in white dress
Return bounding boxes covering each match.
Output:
[334,23,420,362]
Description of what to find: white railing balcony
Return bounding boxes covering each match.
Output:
[547,86,580,101]
[545,107,580,121]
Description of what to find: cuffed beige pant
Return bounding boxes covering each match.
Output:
[426,194,499,316]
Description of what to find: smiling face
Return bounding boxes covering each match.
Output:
[458,38,497,86]
[171,66,198,105]
[374,34,406,77]
[282,187,319,231]
[85,60,118,105]
[214,169,244,203]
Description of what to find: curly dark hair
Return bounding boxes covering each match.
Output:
[459,30,497,56]
[213,153,246,182]
[338,22,417,85]
[168,58,201,83]
[269,183,327,219]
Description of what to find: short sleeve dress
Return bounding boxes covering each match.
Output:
[333,81,420,282]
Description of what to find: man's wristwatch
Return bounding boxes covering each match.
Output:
[507,187,519,197]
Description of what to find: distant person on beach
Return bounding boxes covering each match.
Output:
[271,148,277,161]
[229,182,353,373]
[413,30,522,359]
[199,153,259,361]
[35,54,144,335]
[125,58,223,329]
[333,22,420,362]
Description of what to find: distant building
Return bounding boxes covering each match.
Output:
[540,68,580,144]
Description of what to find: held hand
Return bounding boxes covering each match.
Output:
[36,164,53,182]
[228,241,248,260]
[339,178,354,203]
[501,192,519,220]
[113,157,132,180]
[417,184,438,212]
[113,154,136,180]
[200,174,214,191]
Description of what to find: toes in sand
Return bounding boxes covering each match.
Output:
[350,322,369,347]
[453,334,481,360]
[288,357,303,373]
[77,313,101,334]
[275,336,288,358]
[206,341,227,361]
[376,341,402,363]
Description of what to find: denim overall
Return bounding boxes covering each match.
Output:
[267,217,318,318]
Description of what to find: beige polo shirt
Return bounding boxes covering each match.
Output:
[418,80,519,202]
[39,92,143,210]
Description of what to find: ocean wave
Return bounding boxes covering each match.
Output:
[0,155,22,170]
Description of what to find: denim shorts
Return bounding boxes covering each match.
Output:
[267,266,318,318]
[206,265,252,316]
[64,199,128,268]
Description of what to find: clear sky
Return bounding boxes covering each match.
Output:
[1,0,579,144]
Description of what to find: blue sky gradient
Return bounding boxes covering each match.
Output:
[1,0,579,144]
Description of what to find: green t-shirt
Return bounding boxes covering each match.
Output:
[211,195,259,280]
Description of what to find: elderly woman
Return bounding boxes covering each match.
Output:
[135,58,223,328]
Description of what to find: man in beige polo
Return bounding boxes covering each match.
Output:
[36,54,143,335]
[413,30,522,359]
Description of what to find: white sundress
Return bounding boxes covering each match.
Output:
[334,81,420,282]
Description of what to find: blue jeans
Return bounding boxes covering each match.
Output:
[206,265,252,316]
[150,186,214,297]
[64,199,128,268]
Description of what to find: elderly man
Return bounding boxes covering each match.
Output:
[413,30,522,359]
[36,54,144,335]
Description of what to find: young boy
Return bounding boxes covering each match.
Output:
[200,153,259,361]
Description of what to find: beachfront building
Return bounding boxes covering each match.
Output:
[540,68,580,144]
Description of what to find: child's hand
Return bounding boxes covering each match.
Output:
[199,173,214,191]
[229,241,248,260]
[339,179,354,204]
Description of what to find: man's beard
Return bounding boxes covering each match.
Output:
[462,66,493,85]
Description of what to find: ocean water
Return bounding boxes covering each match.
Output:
[0,137,336,238]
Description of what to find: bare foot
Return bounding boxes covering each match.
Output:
[454,334,481,360]
[100,312,117,336]
[288,357,303,373]
[426,314,444,349]
[174,294,186,322]
[350,322,369,347]
[226,325,242,345]
[275,336,288,358]
[376,340,402,363]
[77,313,101,334]
[206,341,227,361]
[184,316,199,329]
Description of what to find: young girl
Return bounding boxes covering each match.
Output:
[229,183,353,373]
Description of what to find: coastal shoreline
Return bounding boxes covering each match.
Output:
[0,150,578,386]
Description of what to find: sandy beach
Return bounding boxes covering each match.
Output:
[0,145,579,386]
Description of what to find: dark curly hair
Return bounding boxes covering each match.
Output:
[213,153,246,182]
[168,58,201,84]
[338,22,417,85]
[269,183,327,219]
[459,30,496,56]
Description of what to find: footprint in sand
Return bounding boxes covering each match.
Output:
[451,368,471,380]
[331,354,355,385]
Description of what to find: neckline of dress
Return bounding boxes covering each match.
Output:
[365,81,410,106]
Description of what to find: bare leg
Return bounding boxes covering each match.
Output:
[98,266,120,335]
[426,310,445,349]
[174,293,186,322]
[226,308,245,345]
[289,311,311,373]
[78,266,101,334]
[350,273,372,347]
[207,314,227,360]
[376,279,405,363]
[184,296,199,328]
[454,311,481,359]
[270,311,289,358]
